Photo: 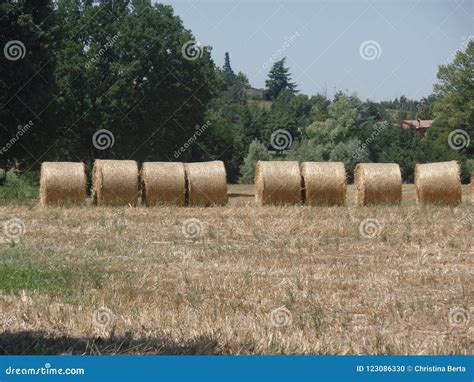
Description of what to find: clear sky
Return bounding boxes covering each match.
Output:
[160,0,472,101]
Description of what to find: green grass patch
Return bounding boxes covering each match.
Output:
[0,171,39,204]
[0,251,105,304]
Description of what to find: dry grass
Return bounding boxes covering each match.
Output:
[0,185,472,355]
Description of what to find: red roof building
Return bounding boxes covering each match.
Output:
[402,119,433,138]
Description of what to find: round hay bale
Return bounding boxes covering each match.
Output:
[140,162,185,206]
[40,162,86,206]
[414,161,461,205]
[184,161,228,206]
[92,159,139,206]
[355,163,402,206]
[254,161,301,206]
[301,162,346,205]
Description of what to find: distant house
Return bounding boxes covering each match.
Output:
[241,84,265,100]
[402,119,433,138]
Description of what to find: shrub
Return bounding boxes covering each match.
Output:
[239,140,271,184]
[0,171,39,203]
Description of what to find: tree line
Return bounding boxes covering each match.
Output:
[0,0,472,183]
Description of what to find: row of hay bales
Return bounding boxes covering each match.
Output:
[39,159,471,207]
[255,160,469,206]
[40,160,228,207]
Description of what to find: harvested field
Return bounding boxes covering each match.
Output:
[0,184,472,355]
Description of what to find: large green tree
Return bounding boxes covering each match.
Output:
[430,40,473,157]
[416,40,474,181]
[0,0,56,169]
[264,57,297,100]
[221,52,236,89]
[53,0,218,165]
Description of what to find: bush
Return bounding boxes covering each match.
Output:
[239,140,271,184]
[0,171,39,204]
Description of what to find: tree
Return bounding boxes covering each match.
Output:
[239,140,270,183]
[264,57,297,100]
[306,94,361,144]
[414,40,474,182]
[416,95,437,119]
[53,0,218,165]
[262,89,299,144]
[222,52,236,89]
[329,139,369,178]
[431,40,473,157]
[370,124,424,182]
[0,0,56,169]
[310,94,330,122]
[285,94,367,179]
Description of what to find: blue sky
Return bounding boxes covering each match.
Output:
[160,0,472,101]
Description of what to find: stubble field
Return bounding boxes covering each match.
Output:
[0,184,472,355]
